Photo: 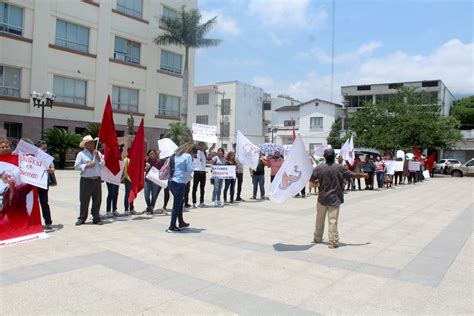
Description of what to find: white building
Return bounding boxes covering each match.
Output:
[190,81,266,150]
[271,97,342,151]
[0,0,196,143]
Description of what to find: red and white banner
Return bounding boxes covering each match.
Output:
[0,154,48,247]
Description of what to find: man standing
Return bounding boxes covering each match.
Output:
[74,135,104,225]
[192,142,208,208]
[310,149,367,248]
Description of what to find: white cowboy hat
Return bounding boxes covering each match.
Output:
[79,135,98,148]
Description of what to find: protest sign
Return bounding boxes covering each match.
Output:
[313,145,331,157]
[146,166,168,188]
[158,138,178,159]
[408,161,421,172]
[192,123,218,143]
[14,140,54,169]
[211,165,236,179]
[423,170,431,179]
[18,153,50,189]
[101,160,124,185]
[236,131,260,170]
[385,160,395,175]
[394,161,404,172]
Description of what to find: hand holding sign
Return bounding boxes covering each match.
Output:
[192,123,218,143]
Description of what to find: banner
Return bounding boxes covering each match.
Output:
[211,165,236,179]
[236,130,260,170]
[146,166,168,188]
[13,140,54,170]
[394,161,404,172]
[0,154,48,247]
[101,160,124,185]
[313,145,331,157]
[18,153,50,189]
[192,123,218,143]
[158,138,178,159]
[385,160,395,175]
[270,135,313,204]
[408,161,421,172]
[340,136,355,165]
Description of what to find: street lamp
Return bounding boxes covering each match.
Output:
[216,90,226,147]
[31,91,55,139]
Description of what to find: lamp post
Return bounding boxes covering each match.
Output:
[31,91,55,140]
[216,90,226,147]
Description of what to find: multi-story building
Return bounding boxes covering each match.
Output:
[0,0,196,143]
[190,81,266,150]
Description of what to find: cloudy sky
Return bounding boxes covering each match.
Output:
[194,0,473,103]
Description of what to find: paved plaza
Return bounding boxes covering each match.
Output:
[1,171,473,315]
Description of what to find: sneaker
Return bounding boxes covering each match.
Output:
[44,224,53,230]
[106,212,114,218]
[198,203,206,208]
[250,196,256,200]
[146,209,154,215]
[192,203,197,208]
[184,204,192,208]
[230,200,234,203]
[328,243,338,249]
[123,211,131,217]
[130,209,138,215]
[235,197,242,202]
[179,222,190,228]
[312,239,322,244]
[113,211,122,217]
[166,227,182,233]
[93,220,103,225]
[75,219,84,226]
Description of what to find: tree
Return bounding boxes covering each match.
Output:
[327,118,350,148]
[154,7,222,124]
[451,96,474,129]
[164,122,191,146]
[45,127,81,169]
[348,90,462,156]
[83,122,100,139]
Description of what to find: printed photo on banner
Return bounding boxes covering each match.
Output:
[158,138,178,159]
[101,160,125,185]
[211,165,236,179]
[192,123,218,143]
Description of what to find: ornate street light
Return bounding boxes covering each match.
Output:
[31,91,55,139]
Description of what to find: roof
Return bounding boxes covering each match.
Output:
[298,97,342,107]
[274,105,300,112]
[275,97,342,111]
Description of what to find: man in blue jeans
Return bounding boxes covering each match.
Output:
[250,157,267,200]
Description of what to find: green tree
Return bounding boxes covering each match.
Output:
[348,90,462,156]
[154,7,221,123]
[326,118,349,148]
[83,122,100,139]
[164,122,191,145]
[45,127,81,169]
[451,96,474,129]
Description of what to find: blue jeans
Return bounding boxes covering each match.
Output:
[124,179,134,211]
[376,172,385,189]
[212,179,223,202]
[168,181,185,229]
[144,178,161,209]
[106,182,119,213]
[252,175,265,198]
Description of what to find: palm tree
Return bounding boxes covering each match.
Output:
[45,127,81,169]
[83,122,100,139]
[154,7,221,123]
[164,122,191,145]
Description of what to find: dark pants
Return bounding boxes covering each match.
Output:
[184,182,190,205]
[79,177,101,222]
[106,182,119,213]
[192,171,206,204]
[163,188,170,208]
[252,175,265,198]
[394,171,403,185]
[124,179,134,211]
[236,172,243,199]
[223,179,236,202]
[144,179,161,209]
[408,172,418,183]
[376,172,385,189]
[38,187,52,225]
[270,175,276,182]
[168,181,185,229]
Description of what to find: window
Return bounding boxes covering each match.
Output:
[160,50,182,74]
[388,83,403,89]
[116,0,143,18]
[162,6,177,19]
[54,125,69,131]
[114,37,140,64]
[196,93,209,105]
[310,117,323,130]
[55,19,89,52]
[0,66,21,97]
[422,80,438,88]
[357,85,371,91]
[196,115,209,125]
[4,122,21,138]
[0,3,23,36]
[358,95,373,106]
[375,94,390,104]
[53,76,87,105]
[221,99,231,115]
[112,86,139,112]
[116,130,125,137]
[466,160,474,167]
[263,101,271,110]
[284,120,295,127]
[158,94,180,117]
[75,127,86,135]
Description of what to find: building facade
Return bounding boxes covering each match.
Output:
[1,0,196,143]
[190,81,266,150]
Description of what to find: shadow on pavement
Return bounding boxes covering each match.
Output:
[180,227,206,234]
[132,216,154,221]
[272,243,316,252]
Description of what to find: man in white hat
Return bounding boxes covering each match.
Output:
[74,135,104,225]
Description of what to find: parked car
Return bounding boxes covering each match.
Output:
[435,159,462,174]
[450,159,474,177]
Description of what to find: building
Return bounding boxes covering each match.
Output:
[271,97,342,151]
[190,81,266,150]
[340,79,454,116]
[0,0,196,143]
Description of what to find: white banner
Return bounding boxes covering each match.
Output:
[340,136,355,165]
[211,165,236,179]
[14,140,54,171]
[18,153,49,189]
[158,138,178,159]
[270,135,313,204]
[101,160,124,185]
[423,170,431,179]
[236,130,260,171]
[394,161,404,172]
[146,166,168,188]
[313,145,331,157]
[192,123,218,143]
[408,161,421,172]
[385,160,395,175]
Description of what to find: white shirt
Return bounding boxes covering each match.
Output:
[193,150,207,172]
[74,149,104,178]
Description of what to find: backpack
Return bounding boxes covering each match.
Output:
[159,155,175,180]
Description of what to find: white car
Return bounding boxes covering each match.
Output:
[435,159,462,174]
[450,159,474,177]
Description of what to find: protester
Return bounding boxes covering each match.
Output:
[235,158,245,202]
[394,157,404,185]
[122,150,137,216]
[251,155,268,200]
[310,149,367,248]
[347,154,362,191]
[223,151,236,203]
[269,151,284,183]
[375,156,386,190]
[144,149,162,214]
[0,139,12,156]
[167,143,193,232]
[402,158,409,184]
[192,142,207,208]
[36,140,55,229]
[362,155,375,190]
[74,135,104,225]
[211,148,226,207]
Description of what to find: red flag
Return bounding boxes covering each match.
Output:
[426,152,436,171]
[127,119,145,203]
[413,146,422,160]
[292,117,296,141]
[98,95,121,175]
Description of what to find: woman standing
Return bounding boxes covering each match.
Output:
[211,148,226,207]
[167,143,194,232]
[362,155,375,190]
[36,140,55,230]
[144,149,162,214]
[375,156,386,190]
[122,150,137,216]
[223,151,236,203]
[251,155,268,200]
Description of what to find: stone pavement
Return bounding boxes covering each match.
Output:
[1,171,473,315]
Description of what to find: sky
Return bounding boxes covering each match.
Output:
[194,0,474,103]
